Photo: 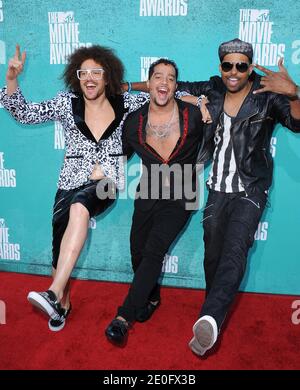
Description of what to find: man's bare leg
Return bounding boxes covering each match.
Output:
[49,202,90,302]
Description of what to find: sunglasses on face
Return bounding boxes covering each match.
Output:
[221,62,250,73]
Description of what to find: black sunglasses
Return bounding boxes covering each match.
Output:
[221,62,250,73]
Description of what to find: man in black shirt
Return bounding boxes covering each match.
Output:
[105,59,206,346]
[176,38,300,356]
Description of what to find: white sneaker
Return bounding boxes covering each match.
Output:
[189,315,218,356]
[27,290,64,320]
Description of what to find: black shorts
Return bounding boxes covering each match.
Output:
[51,179,116,268]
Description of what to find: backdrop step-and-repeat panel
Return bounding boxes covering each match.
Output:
[0,0,300,294]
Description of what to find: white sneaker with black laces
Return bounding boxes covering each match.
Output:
[27,290,64,320]
[189,315,218,356]
[48,304,72,332]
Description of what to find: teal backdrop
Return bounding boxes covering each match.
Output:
[0,0,300,294]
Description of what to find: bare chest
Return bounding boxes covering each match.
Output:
[223,100,241,117]
[146,119,180,161]
[85,106,115,142]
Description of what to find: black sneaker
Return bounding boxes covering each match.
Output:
[27,290,64,320]
[48,304,72,332]
[105,318,131,346]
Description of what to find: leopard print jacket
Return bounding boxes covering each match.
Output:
[0,87,150,190]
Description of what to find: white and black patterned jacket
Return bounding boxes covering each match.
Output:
[0,87,149,190]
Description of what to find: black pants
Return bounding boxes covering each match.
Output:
[200,190,267,330]
[117,200,192,322]
[52,179,116,268]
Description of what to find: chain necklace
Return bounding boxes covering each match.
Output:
[146,102,176,138]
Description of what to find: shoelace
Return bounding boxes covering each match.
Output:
[52,312,64,321]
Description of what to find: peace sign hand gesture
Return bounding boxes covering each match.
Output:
[253,58,298,99]
[6,44,26,81]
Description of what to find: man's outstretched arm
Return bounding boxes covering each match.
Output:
[122,81,148,93]
[122,78,219,96]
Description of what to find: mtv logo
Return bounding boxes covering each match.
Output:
[250,9,270,22]
[0,40,6,64]
[56,11,74,23]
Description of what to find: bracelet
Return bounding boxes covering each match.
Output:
[196,94,206,108]
[289,85,300,101]
[127,81,132,93]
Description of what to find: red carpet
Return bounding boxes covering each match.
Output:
[0,271,299,370]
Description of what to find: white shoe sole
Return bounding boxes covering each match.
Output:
[189,315,218,356]
[27,291,57,319]
[48,319,66,332]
